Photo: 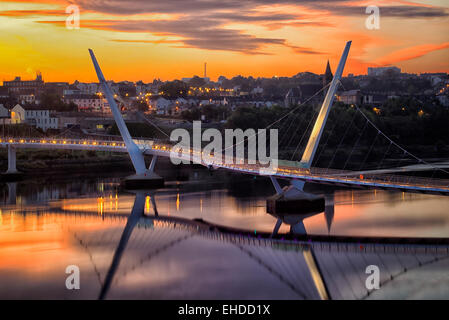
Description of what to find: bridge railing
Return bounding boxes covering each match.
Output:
[149,144,449,190]
[306,167,449,189]
[0,137,127,148]
[2,137,448,190]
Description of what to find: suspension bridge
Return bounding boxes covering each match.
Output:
[1,41,449,196]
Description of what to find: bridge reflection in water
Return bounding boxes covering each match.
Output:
[9,191,446,300]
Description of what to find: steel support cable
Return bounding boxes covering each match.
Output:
[328,252,358,299]
[325,111,359,172]
[377,141,392,170]
[343,251,366,290]
[278,108,303,147]
[72,231,104,287]
[375,250,393,278]
[360,253,449,300]
[343,120,368,171]
[265,247,303,290]
[281,109,309,150]
[257,246,298,287]
[351,102,449,176]
[285,111,310,151]
[220,82,331,154]
[395,150,407,168]
[234,244,308,299]
[113,234,193,285]
[289,106,322,161]
[314,107,348,167]
[358,131,380,171]
[335,79,449,175]
[137,112,171,139]
[316,252,342,300]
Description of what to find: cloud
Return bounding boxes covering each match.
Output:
[70,0,449,18]
[6,0,449,56]
[322,4,449,18]
[375,42,449,65]
[111,39,182,44]
[38,18,324,55]
[0,9,65,17]
[286,44,326,55]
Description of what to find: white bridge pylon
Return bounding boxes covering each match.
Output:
[287,41,351,192]
[300,41,351,169]
[88,49,149,176]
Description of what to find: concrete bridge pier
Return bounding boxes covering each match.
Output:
[122,155,164,189]
[7,182,17,205]
[267,183,325,215]
[267,178,325,236]
[6,145,18,174]
[324,193,335,233]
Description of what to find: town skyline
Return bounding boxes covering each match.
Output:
[2,64,447,85]
[1,0,448,82]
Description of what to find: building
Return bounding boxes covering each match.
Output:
[251,86,264,95]
[44,82,69,96]
[0,86,9,99]
[63,94,110,113]
[18,93,38,105]
[362,94,388,105]
[338,90,362,105]
[0,104,9,118]
[149,97,173,115]
[367,66,401,77]
[285,87,302,107]
[10,104,58,131]
[74,81,100,95]
[182,63,210,84]
[56,115,79,129]
[3,72,44,96]
[323,60,333,89]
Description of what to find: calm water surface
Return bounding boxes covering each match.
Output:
[0,167,448,299]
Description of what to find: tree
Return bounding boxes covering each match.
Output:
[132,100,149,112]
[188,76,206,87]
[181,107,201,122]
[159,80,189,98]
[40,93,77,112]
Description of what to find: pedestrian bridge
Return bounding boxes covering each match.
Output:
[2,41,449,196]
[1,136,449,195]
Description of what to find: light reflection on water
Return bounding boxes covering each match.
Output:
[0,171,448,299]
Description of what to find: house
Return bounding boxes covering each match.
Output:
[200,99,212,106]
[285,87,301,107]
[63,94,110,113]
[362,94,388,105]
[0,104,9,118]
[149,97,173,115]
[251,86,264,95]
[0,86,9,99]
[19,93,38,105]
[56,115,79,129]
[10,104,58,131]
[338,90,362,105]
[74,82,100,95]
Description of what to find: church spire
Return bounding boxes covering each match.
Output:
[323,60,333,90]
[325,60,333,80]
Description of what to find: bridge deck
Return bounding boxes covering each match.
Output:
[2,137,448,195]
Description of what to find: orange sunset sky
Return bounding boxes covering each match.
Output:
[0,0,448,82]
